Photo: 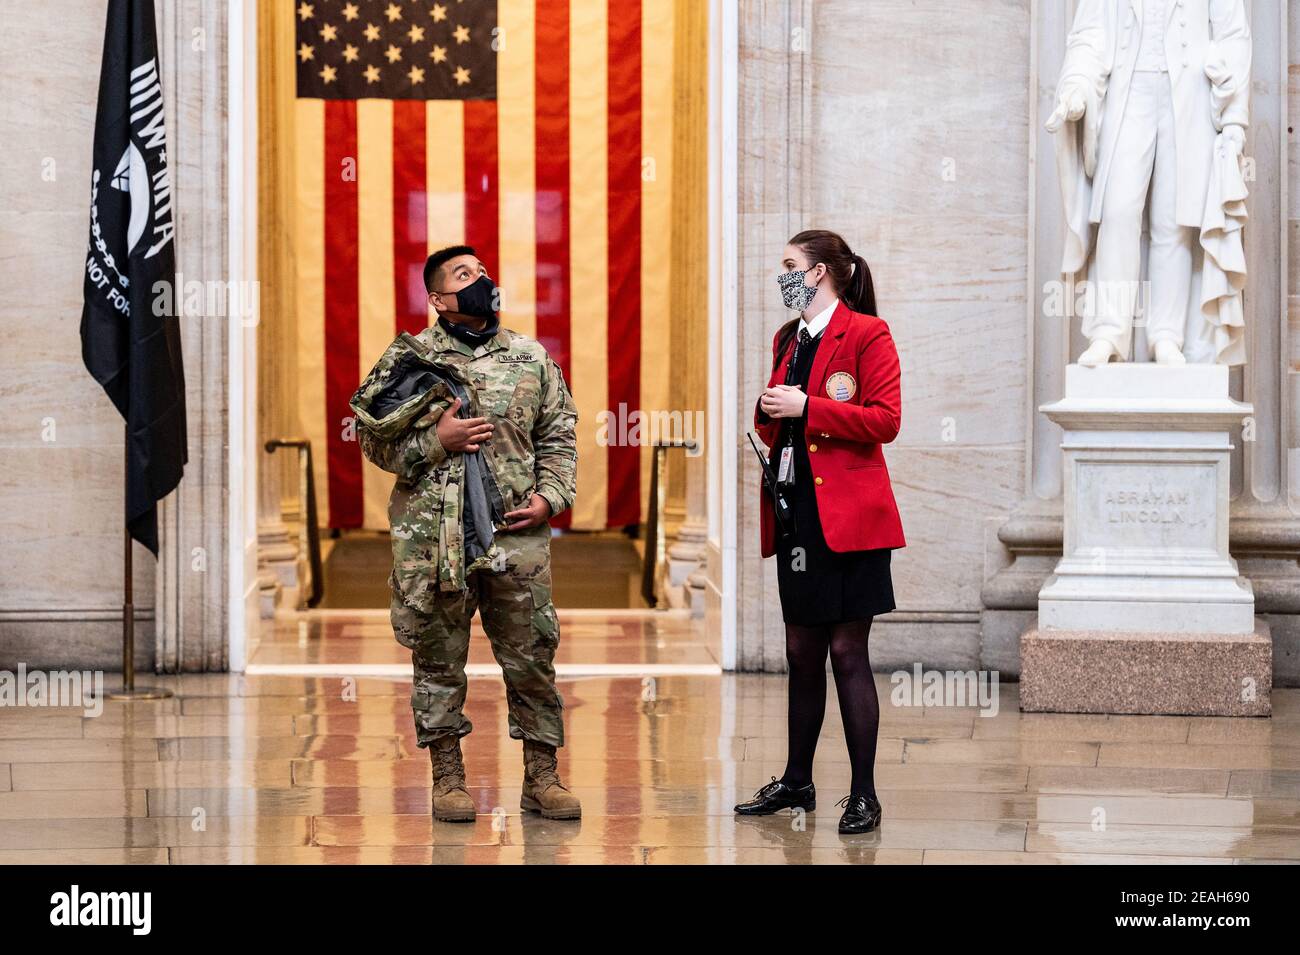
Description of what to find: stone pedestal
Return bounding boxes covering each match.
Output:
[1020,622,1272,715]
[1022,363,1271,715]
[1039,364,1254,632]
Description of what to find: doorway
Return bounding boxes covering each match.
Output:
[236,0,727,677]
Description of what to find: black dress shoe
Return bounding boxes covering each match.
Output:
[836,793,882,833]
[734,776,816,815]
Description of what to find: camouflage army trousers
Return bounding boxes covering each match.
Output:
[390,523,565,749]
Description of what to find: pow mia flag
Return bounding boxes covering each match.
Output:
[81,0,187,555]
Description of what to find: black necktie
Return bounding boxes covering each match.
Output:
[786,328,812,386]
[776,327,815,456]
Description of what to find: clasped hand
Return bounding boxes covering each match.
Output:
[759,384,807,419]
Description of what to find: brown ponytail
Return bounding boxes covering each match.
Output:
[787,229,877,316]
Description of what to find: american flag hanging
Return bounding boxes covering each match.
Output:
[288,0,673,533]
[294,0,497,100]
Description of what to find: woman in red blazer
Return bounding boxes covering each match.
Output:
[734,229,905,835]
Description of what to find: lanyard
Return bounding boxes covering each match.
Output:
[783,332,806,388]
[777,330,811,459]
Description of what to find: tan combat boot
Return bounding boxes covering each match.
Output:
[520,739,582,820]
[428,735,476,822]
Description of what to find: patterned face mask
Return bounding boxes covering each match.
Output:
[777,269,818,312]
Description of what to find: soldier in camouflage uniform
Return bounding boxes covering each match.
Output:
[353,245,580,822]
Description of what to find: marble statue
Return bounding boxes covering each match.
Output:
[1046,0,1251,367]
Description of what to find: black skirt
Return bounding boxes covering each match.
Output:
[774,420,896,627]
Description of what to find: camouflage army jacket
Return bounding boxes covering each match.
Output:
[354,321,578,611]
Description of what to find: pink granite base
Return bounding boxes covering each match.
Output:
[1019,620,1272,716]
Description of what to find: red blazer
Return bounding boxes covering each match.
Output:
[756,301,906,558]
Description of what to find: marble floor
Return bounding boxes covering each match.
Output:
[244,607,720,672]
[1,609,1299,864]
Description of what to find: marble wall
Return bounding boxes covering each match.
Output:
[0,0,158,669]
[1289,0,1300,486]
[734,0,1031,670]
[733,0,1300,677]
[0,0,231,671]
[811,0,1031,658]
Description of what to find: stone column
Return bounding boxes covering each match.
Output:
[1228,1,1300,686]
[733,0,814,670]
[255,0,300,614]
[665,0,710,614]
[980,0,1073,674]
[152,0,232,671]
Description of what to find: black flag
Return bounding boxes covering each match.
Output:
[81,0,187,555]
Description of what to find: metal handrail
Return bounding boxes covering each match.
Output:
[265,438,324,609]
[641,439,699,608]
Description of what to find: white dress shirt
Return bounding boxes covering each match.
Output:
[799,298,839,339]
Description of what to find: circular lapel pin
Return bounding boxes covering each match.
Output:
[825,371,857,402]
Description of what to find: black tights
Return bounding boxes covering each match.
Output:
[780,618,879,798]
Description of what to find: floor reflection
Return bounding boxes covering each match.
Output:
[0,610,1298,864]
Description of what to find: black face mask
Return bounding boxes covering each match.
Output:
[449,274,499,320]
[436,274,501,345]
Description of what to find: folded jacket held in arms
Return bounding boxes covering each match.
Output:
[350,331,507,594]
